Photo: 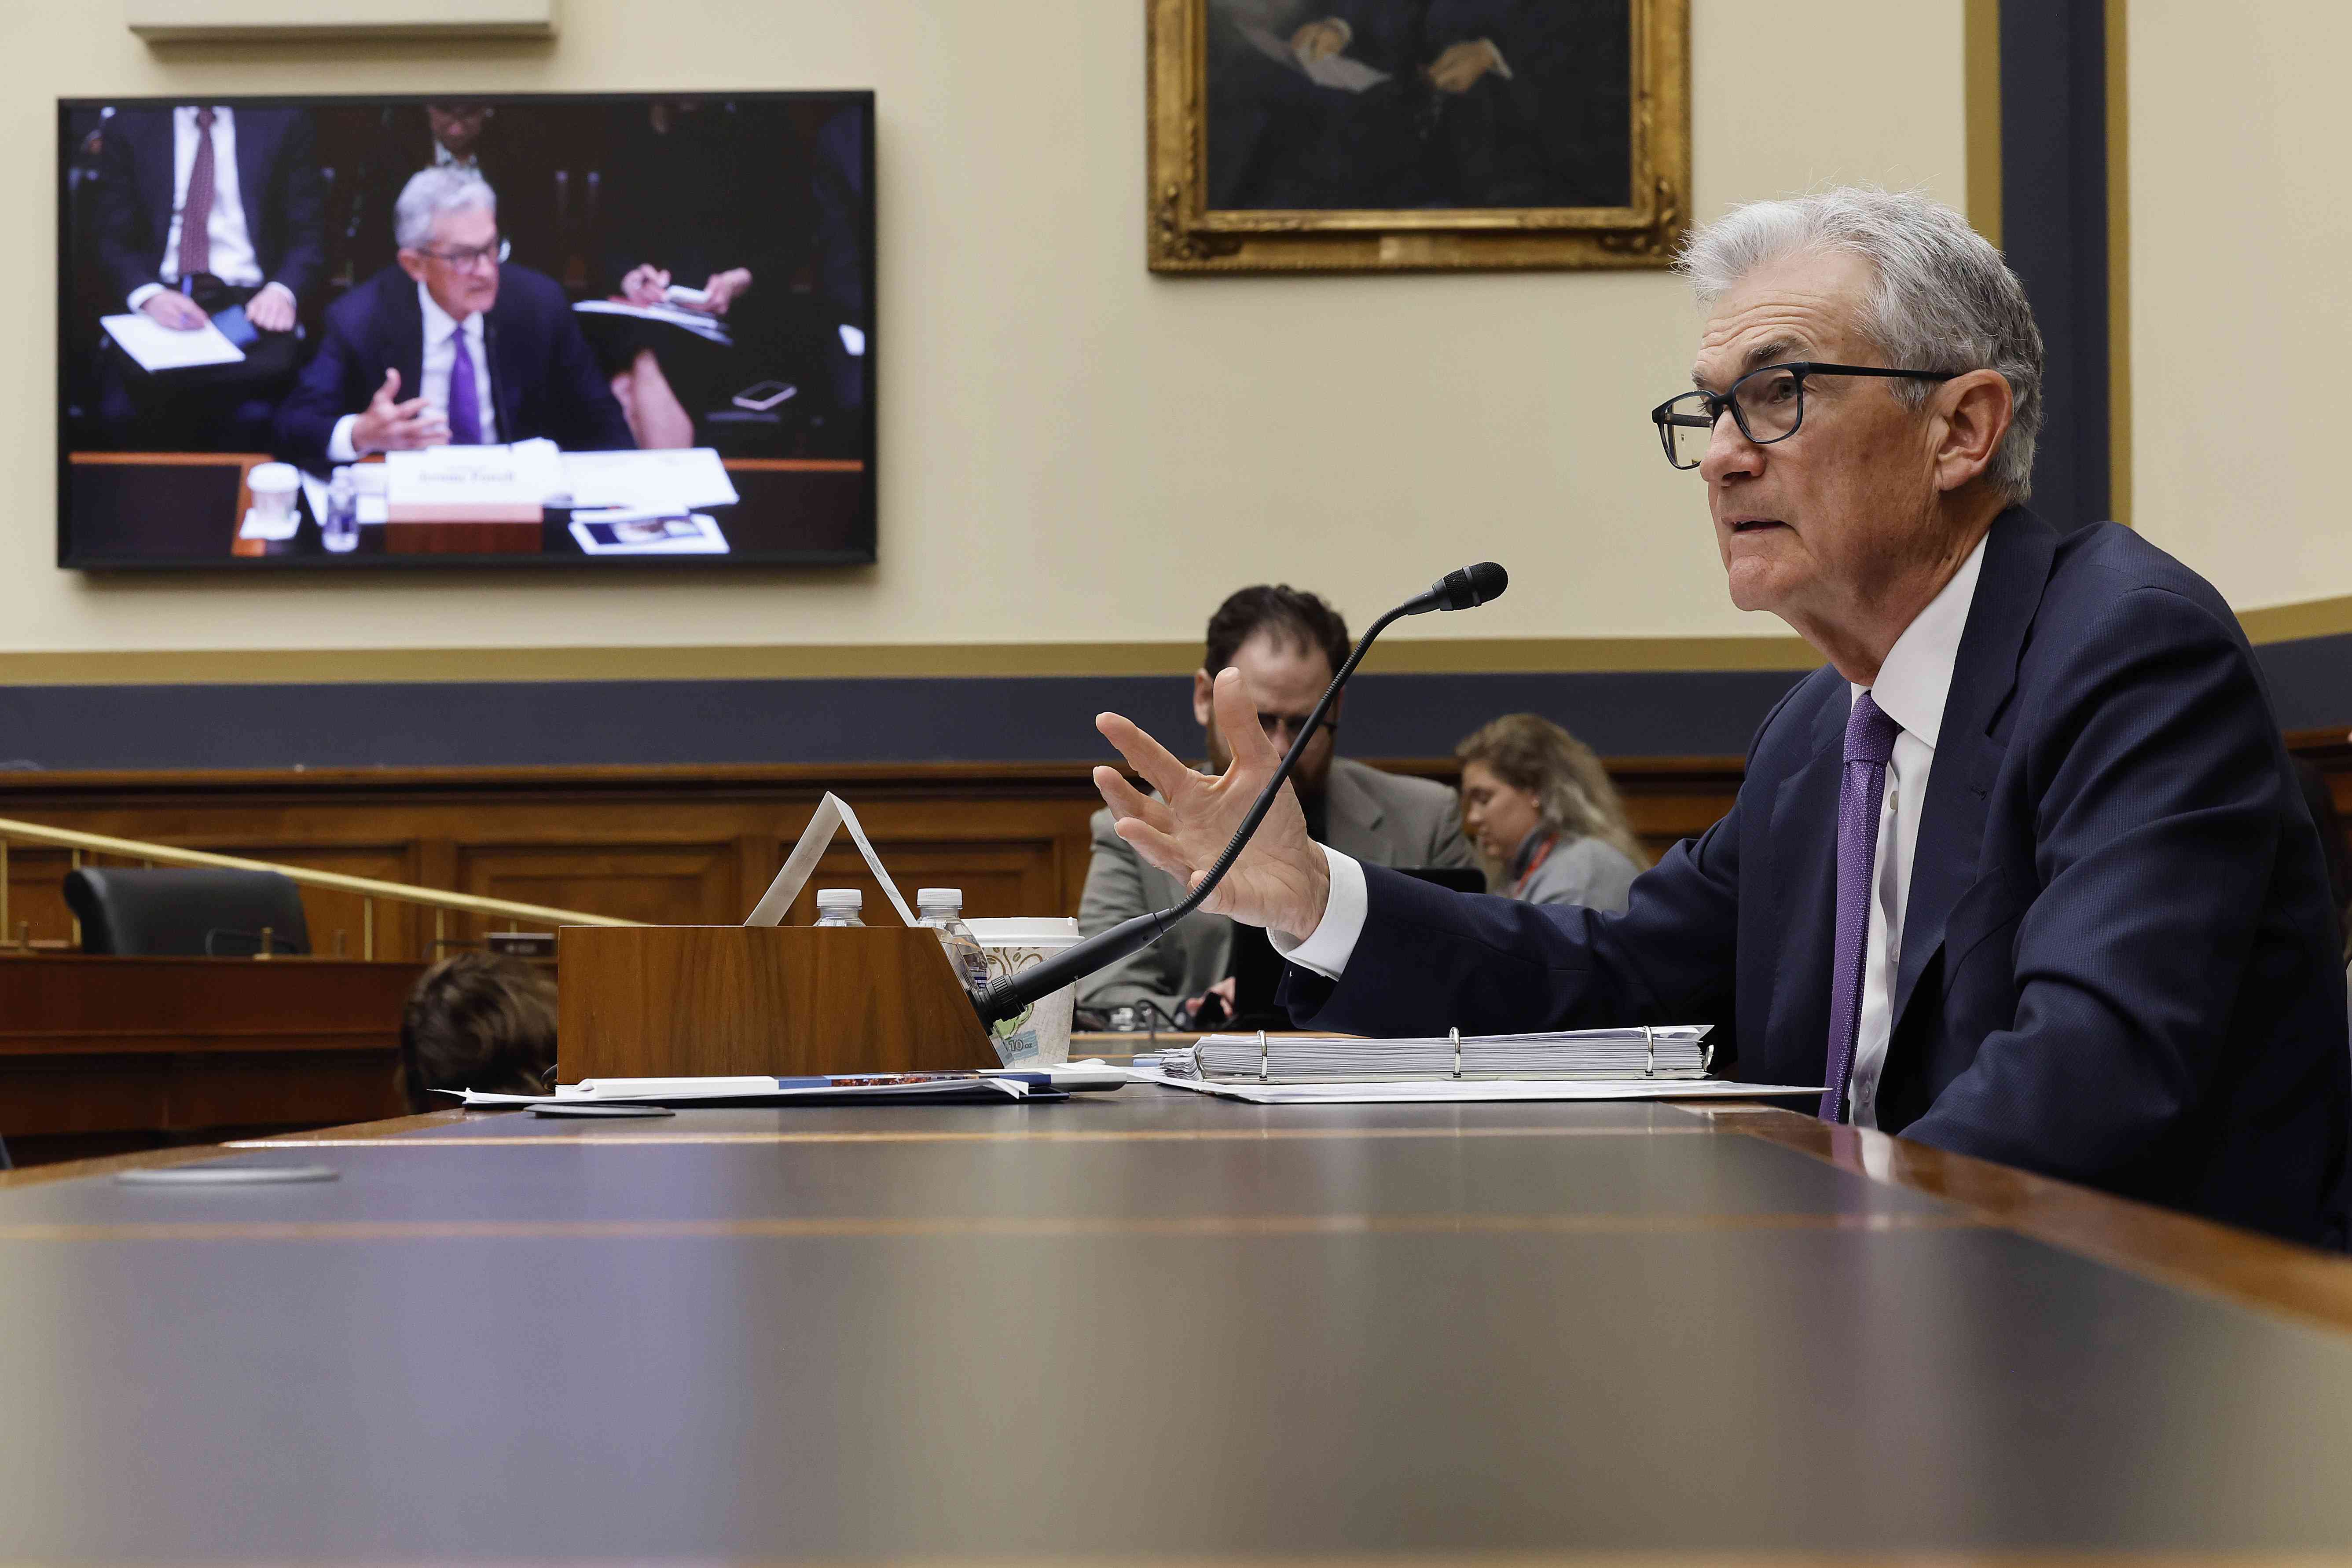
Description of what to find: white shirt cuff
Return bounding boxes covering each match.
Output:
[1269,845,1366,980]
[126,283,164,311]
[327,415,361,464]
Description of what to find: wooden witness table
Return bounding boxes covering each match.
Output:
[0,953,419,1163]
[5,1092,2352,1559]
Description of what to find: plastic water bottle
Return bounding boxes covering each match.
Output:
[915,887,989,996]
[813,889,864,927]
[323,466,360,553]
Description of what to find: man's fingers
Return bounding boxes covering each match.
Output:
[380,369,402,402]
[1092,766,1174,833]
[1212,668,1287,773]
[1097,711,1198,801]
[1113,816,1211,887]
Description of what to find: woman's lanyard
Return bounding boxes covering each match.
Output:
[1508,832,1559,899]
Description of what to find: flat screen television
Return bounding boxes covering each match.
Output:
[56,92,875,570]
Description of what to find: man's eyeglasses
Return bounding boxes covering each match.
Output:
[1258,711,1328,745]
[1649,361,1958,470]
[412,236,510,271]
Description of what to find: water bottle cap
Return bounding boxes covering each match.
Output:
[915,888,963,909]
[814,888,862,909]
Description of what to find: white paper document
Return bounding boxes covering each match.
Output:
[1128,1070,1824,1106]
[745,791,917,927]
[453,1075,1035,1108]
[101,312,247,371]
[1238,22,1393,92]
[557,447,739,512]
[572,297,734,346]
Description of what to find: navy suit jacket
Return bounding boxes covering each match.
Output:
[92,108,326,304]
[1287,509,2351,1244]
[275,264,634,476]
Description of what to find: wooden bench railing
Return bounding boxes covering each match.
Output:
[0,816,642,959]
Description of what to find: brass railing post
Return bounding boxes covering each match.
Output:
[363,899,375,961]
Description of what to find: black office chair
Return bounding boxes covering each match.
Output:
[63,868,310,957]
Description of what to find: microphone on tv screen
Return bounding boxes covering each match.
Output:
[973,562,1510,1028]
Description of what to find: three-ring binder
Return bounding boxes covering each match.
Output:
[1169,1025,1715,1084]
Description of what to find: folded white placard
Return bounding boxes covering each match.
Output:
[744,791,917,927]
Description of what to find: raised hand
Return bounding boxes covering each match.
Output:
[350,369,451,454]
[1093,666,1333,941]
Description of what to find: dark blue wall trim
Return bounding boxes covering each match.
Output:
[0,669,1813,773]
[2000,0,2111,530]
[2254,633,2352,734]
[0,631,2340,774]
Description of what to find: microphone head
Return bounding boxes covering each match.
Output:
[1431,561,1508,612]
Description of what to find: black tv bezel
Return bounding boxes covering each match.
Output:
[55,89,878,574]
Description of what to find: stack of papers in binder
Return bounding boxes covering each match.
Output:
[1164,1026,1713,1084]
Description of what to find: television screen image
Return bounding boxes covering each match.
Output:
[56,92,875,570]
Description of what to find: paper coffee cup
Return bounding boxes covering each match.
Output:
[965,916,1081,1066]
[247,462,300,520]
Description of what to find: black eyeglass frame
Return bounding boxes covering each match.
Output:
[410,235,512,269]
[1649,361,1959,470]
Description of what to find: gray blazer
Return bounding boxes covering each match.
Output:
[1076,755,1476,1017]
[1505,828,1643,914]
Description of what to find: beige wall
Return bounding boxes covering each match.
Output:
[0,0,1967,669]
[2128,4,2352,626]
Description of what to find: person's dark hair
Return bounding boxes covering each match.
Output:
[1203,585,1350,679]
[399,951,558,1111]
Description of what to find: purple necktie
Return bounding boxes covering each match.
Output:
[1820,692,1901,1123]
[446,330,483,445]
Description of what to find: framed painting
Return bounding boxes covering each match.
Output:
[1148,0,1689,272]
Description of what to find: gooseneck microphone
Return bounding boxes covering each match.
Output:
[974,562,1509,1029]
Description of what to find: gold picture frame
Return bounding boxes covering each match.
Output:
[1148,0,1690,273]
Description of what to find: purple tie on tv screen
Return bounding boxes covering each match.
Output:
[56,92,876,571]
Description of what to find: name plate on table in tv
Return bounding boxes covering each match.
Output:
[384,443,559,523]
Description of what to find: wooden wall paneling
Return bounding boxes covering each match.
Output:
[5,846,75,944]
[455,843,742,936]
[0,761,1744,941]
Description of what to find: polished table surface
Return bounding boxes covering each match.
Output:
[6,1091,2352,1561]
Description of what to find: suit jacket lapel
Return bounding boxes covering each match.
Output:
[379,275,426,409]
[1890,506,2058,1025]
[137,117,177,265]
[233,115,269,266]
[1762,689,1845,1075]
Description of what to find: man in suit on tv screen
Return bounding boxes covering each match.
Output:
[276,167,631,475]
[1092,187,2352,1246]
[89,103,325,448]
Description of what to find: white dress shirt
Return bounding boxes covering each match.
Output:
[1280,534,1990,1128]
[327,282,499,462]
[125,106,264,310]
